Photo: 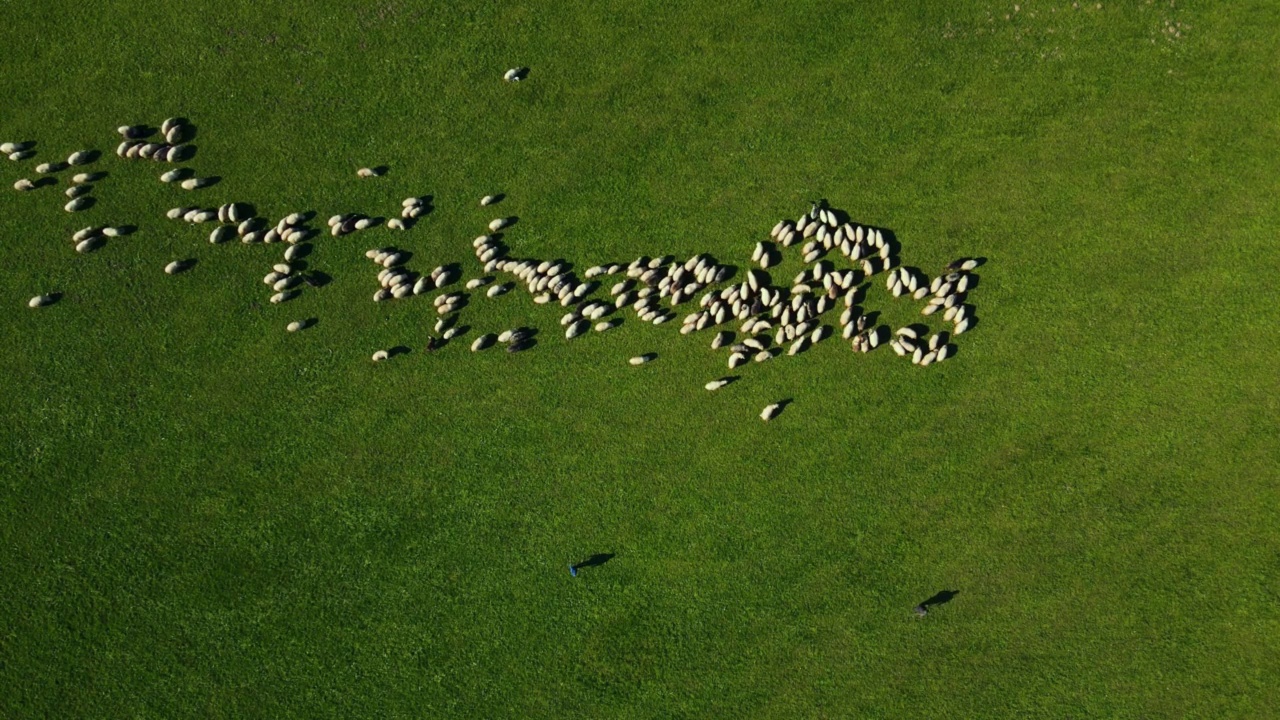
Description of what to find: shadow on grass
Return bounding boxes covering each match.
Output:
[572,553,614,571]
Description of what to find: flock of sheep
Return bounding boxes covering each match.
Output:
[8,100,982,421]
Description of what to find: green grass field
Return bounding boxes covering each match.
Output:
[2,0,1278,716]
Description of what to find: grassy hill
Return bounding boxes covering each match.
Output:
[1,0,1277,716]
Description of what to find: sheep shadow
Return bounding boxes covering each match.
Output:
[303,271,332,288]
[507,67,530,82]
[31,177,58,189]
[76,149,102,165]
[507,338,536,353]
[387,345,411,358]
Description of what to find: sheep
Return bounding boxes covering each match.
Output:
[372,350,389,362]
[373,289,391,302]
[728,352,747,368]
[13,178,34,191]
[480,194,498,206]
[164,260,187,275]
[472,334,497,351]
[629,354,655,365]
[488,217,511,232]
[711,330,732,350]
[760,403,783,421]
[180,178,210,190]
[68,151,93,166]
[209,226,234,244]
[64,197,91,212]
[283,244,305,262]
[273,277,301,292]
[356,167,382,178]
[704,378,731,391]
[565,320,589,339]
[935,344,953,362]
[36,162,67,174]
[29,294,57,308]
[953,318,971,335]
[75,237,102,253]
[286,321,305,332]
[270,291,297,304]
[9,149,35,161]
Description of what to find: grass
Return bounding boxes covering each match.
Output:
[1,0,1279,716]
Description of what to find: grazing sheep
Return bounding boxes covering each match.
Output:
[488,217,512,232]
[953,318,971,335]
[472,334,497,351]
[272,263,292,275]
[13,178,34,191]
[210,226,234,244]
[283,244,304,262]
[64,197,91,212]
[373,289,391,302]
[372,350,389,362]
[9,150,36,161]
[565,320,589,339]
[711,330,731,349]
[270,291,297,304]
[75,237,102,253]
[36,162,67,174]
[629,354,655,365]
[480,194,498,206]
[164,260,187,275]
[728,352,747,368]
[356,167,381,178]
[935,344,952,362]
[0,142,17,154]
[386,218,405,230]
[264,272,285,285]
[287,321,305,332]
[180,178,210,190]
[760,403,783,421]
[273,277,300,292]
[68,151,93,166]
[29,294,57,308]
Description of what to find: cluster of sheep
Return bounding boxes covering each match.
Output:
[366,246,458,302]
[8,139,102,212]
[11,103,986,424]
[68,225,126,254]
[116,117,196,164]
